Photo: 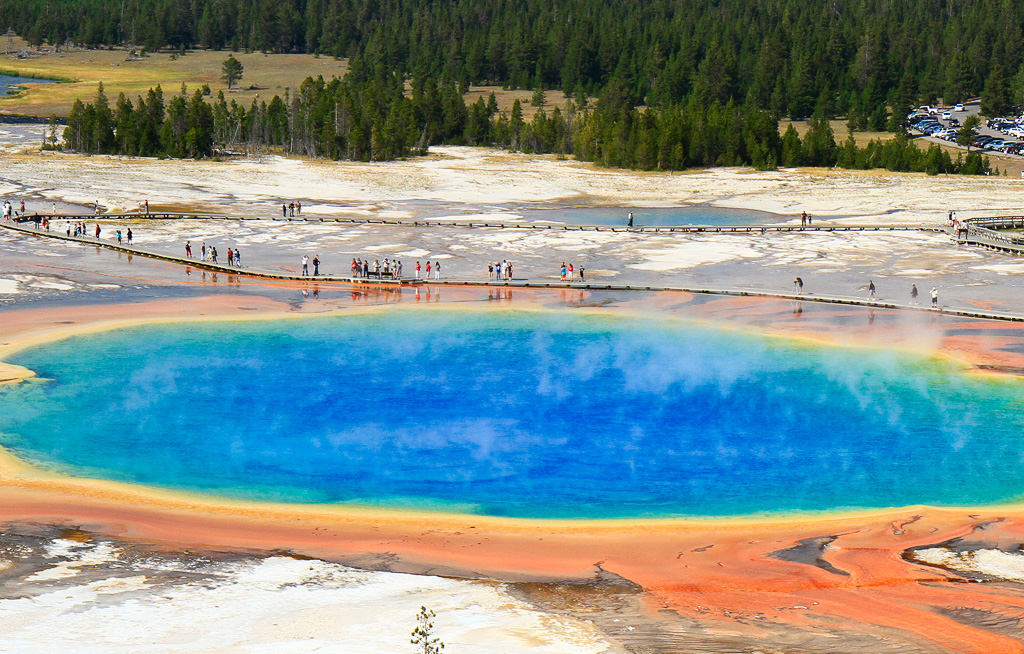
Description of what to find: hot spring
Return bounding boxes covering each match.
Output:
[1,308,1023,519]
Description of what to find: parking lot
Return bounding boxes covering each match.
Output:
[912,101,1024,170]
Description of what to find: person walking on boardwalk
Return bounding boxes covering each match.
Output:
[201,242,207,260]
[415,261,421,279]
[627,212,634,227]
[434,261,441,279]
[911,284,919,305]
[185,241,192,258]
[227,248,234,266]
[143,199,149,214]
[282,203,287,217]
[127,228,133,245]
[301,255,309,276]
[578,265,585,281]
[312,254,320,276]
[296,201,301,215]
[234,249,242,267]
[568,263,575,280]
[867,280,876,298]
[560,262,567,281]
[289,202,295,217]
[95,224,101,239]
[794,277,803,294]
[116,229,122,245]
[425,261,431,279]
[211,247,218,263]
[931,287,939,307]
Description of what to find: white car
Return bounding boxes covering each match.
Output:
[954,103,965,112]
[941,111,952,119]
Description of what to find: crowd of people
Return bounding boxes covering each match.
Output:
[282,201,303,217]
[184,240,243,267]
[488,260,514,280]
[344,258,445,280]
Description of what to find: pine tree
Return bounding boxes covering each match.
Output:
[221,55,244,90]
[411,606,444,654]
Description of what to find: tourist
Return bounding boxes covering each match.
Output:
[143,199,149,214]
[397,260,403,278]
[931,287,939,307]
[19,200,24,214]
[362,259,368,276]
[568,263,574,280]
[867,280,876,298]
[627,212,633,227]
[95,224,101,239]
[201,242,207,260]
[793,277,803,294]
[289,202,295,217]
[488,263,494,280]
[313,254,320,276]
[351,259,358,277]
[560,262,567,281]
[425,261,431,279]
[116,229,122,244]
[211,246,218,263]
[296,201,302,215]
[415,261,421,279]
[807,213,813,225]
[301,254,309,276]
[127,228,133,245]
[282,203,287,217]
[506,261,513,279]
[234,249,242,267]
[910,283,918,304]
[66,222,71,237]
[578,265,585,281]
[185,241,192,258]
[433,261,441,279]
[227,248,234,266]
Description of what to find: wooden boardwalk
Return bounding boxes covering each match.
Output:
[14,212,942,234]
[5,217,1024,324]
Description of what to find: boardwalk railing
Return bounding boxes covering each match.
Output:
[960,215,1024,253]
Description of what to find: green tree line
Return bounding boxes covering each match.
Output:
[62,79,990,175]
[8,0,1024,121]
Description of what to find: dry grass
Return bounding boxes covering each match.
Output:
[778,119,895,148]
[463,86,575,121]
[0,38,347,117]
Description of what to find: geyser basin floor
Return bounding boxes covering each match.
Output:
[2,307,1024,519]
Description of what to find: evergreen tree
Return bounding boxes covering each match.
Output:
[981,64,1012,117]
[221,55,244,90]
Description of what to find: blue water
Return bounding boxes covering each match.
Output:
[0,73,53,97]
[1,310,1023,519]
[523,206,779,226]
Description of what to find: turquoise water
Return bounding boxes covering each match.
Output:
[1,310,1023,519]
